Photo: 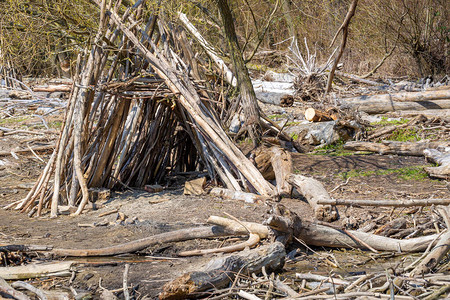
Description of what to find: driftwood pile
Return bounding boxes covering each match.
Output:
[1,202,449,299]
[4,0,297,218]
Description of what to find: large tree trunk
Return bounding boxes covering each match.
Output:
[216,0,262,145]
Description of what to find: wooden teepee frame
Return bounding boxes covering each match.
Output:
[11,0,277,217]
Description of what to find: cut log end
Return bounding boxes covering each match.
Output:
[304,107,334,122]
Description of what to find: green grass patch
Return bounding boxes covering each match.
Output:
[268,114,285,120]
[290,133,299,141]
[0,116,30,125]
[312,140,356,156]
[387,128,420,142]
[370,117,410,126]
[285,121,302,126]
[49,121,62,129]
[338,166,429,181]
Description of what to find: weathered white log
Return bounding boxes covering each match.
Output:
[343,88,450,102]
[209,187,269,203]
[344,140,449,156]
[317,198,450,207]
[178,13,236,87]
[424,148,450,179]
[32,84,72,92]
[252,80,295,105]
[387,109,450,119]
[285,121,341,146]
[0,261,73,280]
[270,147,293,197]
[347,99,450,114]
[286,174,338,222]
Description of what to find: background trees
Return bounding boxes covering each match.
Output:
[0,0,448,78]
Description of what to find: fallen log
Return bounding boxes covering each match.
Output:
[286,174,338,222]
[424,149,450,179]
[345,99,450,114]
[32,84,72,92]
[159,242,286,300]
[343,140,449,156]
[342,88,450,102]
[317,198,450,207]
[52,226,233,257]
[267,205,440,252]
[386,109,450,119]
[0,261,73,280]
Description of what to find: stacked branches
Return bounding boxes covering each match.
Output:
[9,0,275,218]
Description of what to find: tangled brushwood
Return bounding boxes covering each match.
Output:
[7,0,291,218]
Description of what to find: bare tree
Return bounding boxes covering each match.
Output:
[215,0,262,146]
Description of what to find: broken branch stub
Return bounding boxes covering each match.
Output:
[286,174,338,222]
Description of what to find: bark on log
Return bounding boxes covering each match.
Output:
[304,108,335,122]
[343,141,449,156]
[159,242,286,300]
[342,89,450,103]
[286,174,338,222]
[424,149,450,179]
[254,147,275,180]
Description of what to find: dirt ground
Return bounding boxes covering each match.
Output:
[0,91,449,299]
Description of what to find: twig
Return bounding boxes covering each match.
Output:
[329,177,350,193]
[123,264,130,300]
[27,143,45,163]
[238,290,262,300]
